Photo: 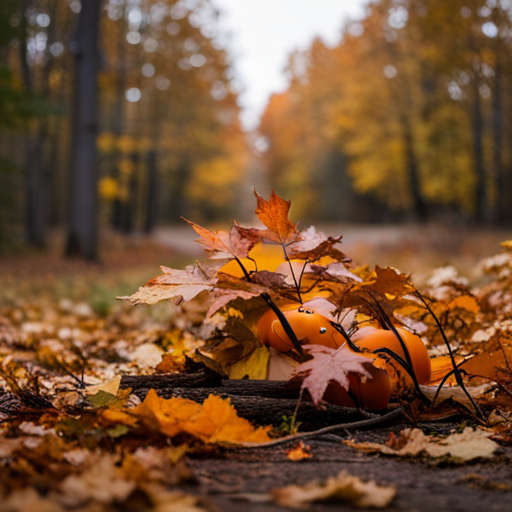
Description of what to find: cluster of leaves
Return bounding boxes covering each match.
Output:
[123,189,492,421]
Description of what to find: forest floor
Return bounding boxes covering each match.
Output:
[1,223,512,511]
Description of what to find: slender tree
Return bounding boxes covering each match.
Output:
[65,0,101,260]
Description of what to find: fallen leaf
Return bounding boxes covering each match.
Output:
[294,345,373,405]
[271,471,396,508]
[346,427,498,463]
[57,454,136,507]
[132,390,271,444]
[144,484,208,512]
[2,488,65,512]
[287,441,312,461]
[85,375,121,396]
[229,345,270,380]
[447,295,479,314]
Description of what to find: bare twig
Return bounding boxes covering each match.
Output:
[414,290,484,419]
[234,256,305,358]
[239,407,404,448]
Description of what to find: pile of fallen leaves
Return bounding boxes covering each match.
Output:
[1,189,512,510]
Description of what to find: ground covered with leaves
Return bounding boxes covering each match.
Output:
[2,195,512,511]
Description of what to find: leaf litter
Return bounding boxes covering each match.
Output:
[2,189,512,509]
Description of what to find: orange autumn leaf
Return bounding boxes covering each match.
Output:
[132,389,271,444]
[447,295,479,314]
[287,441,313,461]
[184,219,258,260]
[254,188,299,244]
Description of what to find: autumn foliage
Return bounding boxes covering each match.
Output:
[122,189,512,429]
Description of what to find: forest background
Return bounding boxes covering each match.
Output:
[1,0,512,260]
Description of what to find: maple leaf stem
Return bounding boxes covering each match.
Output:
[414,290,484,419]
[281,244,302,304]
[234,256,305,358]
[358,292,430,406]
[297,260,310,298]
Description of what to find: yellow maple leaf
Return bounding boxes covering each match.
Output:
[132,390,271,444]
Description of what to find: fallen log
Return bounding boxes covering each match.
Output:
[120,372,383,429]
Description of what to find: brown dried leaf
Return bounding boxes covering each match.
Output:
[185,219,258,260]
[206,289,260,318]
[271,471,396,508]
[294,345,373,405]
[288,226,346,261]
[254,188,298,244]
[363,266,414,296]
[347,427,498,463]
[120,264,217,306]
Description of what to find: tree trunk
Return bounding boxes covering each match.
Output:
[25,135,48,246]
[65,0,101,260]
[491,57,504,223]
[401,114,428,221]
[144,150,159,234]
[471,74,488,222]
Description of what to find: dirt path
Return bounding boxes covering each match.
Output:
[185,424,512,511]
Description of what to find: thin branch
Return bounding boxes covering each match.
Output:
[414,290,484,419]
[373,348,431,406]
[281,244,302,304]
[239,407,404,448]
[234,256,305,358]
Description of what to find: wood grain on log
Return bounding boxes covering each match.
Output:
[120,372,374,429]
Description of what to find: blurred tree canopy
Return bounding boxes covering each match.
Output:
[2,0,512,255]
[259,0,512,223]
[0,0,246,252]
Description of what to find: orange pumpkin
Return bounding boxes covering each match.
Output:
[258,305,431,410]
[354,328,431,387]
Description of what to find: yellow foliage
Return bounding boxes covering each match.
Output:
[229,345,270,380]
[132,390,271,444]
[97,132,116,153]
[119,158,135,176]
[117,135,136,154]
[187,157,241,208]
[98,177,119,200]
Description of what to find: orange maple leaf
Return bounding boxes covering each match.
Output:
[254,188,298,244]
[132,389,271,444]
[294,345,374,406]
[184,219,258,260]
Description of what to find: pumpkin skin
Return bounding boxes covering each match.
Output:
[257,306,344,352]
[322,364,392,411]
[257,306,392,410]
[354,328,431,387]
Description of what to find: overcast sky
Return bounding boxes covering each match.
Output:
[213,0,367,130]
